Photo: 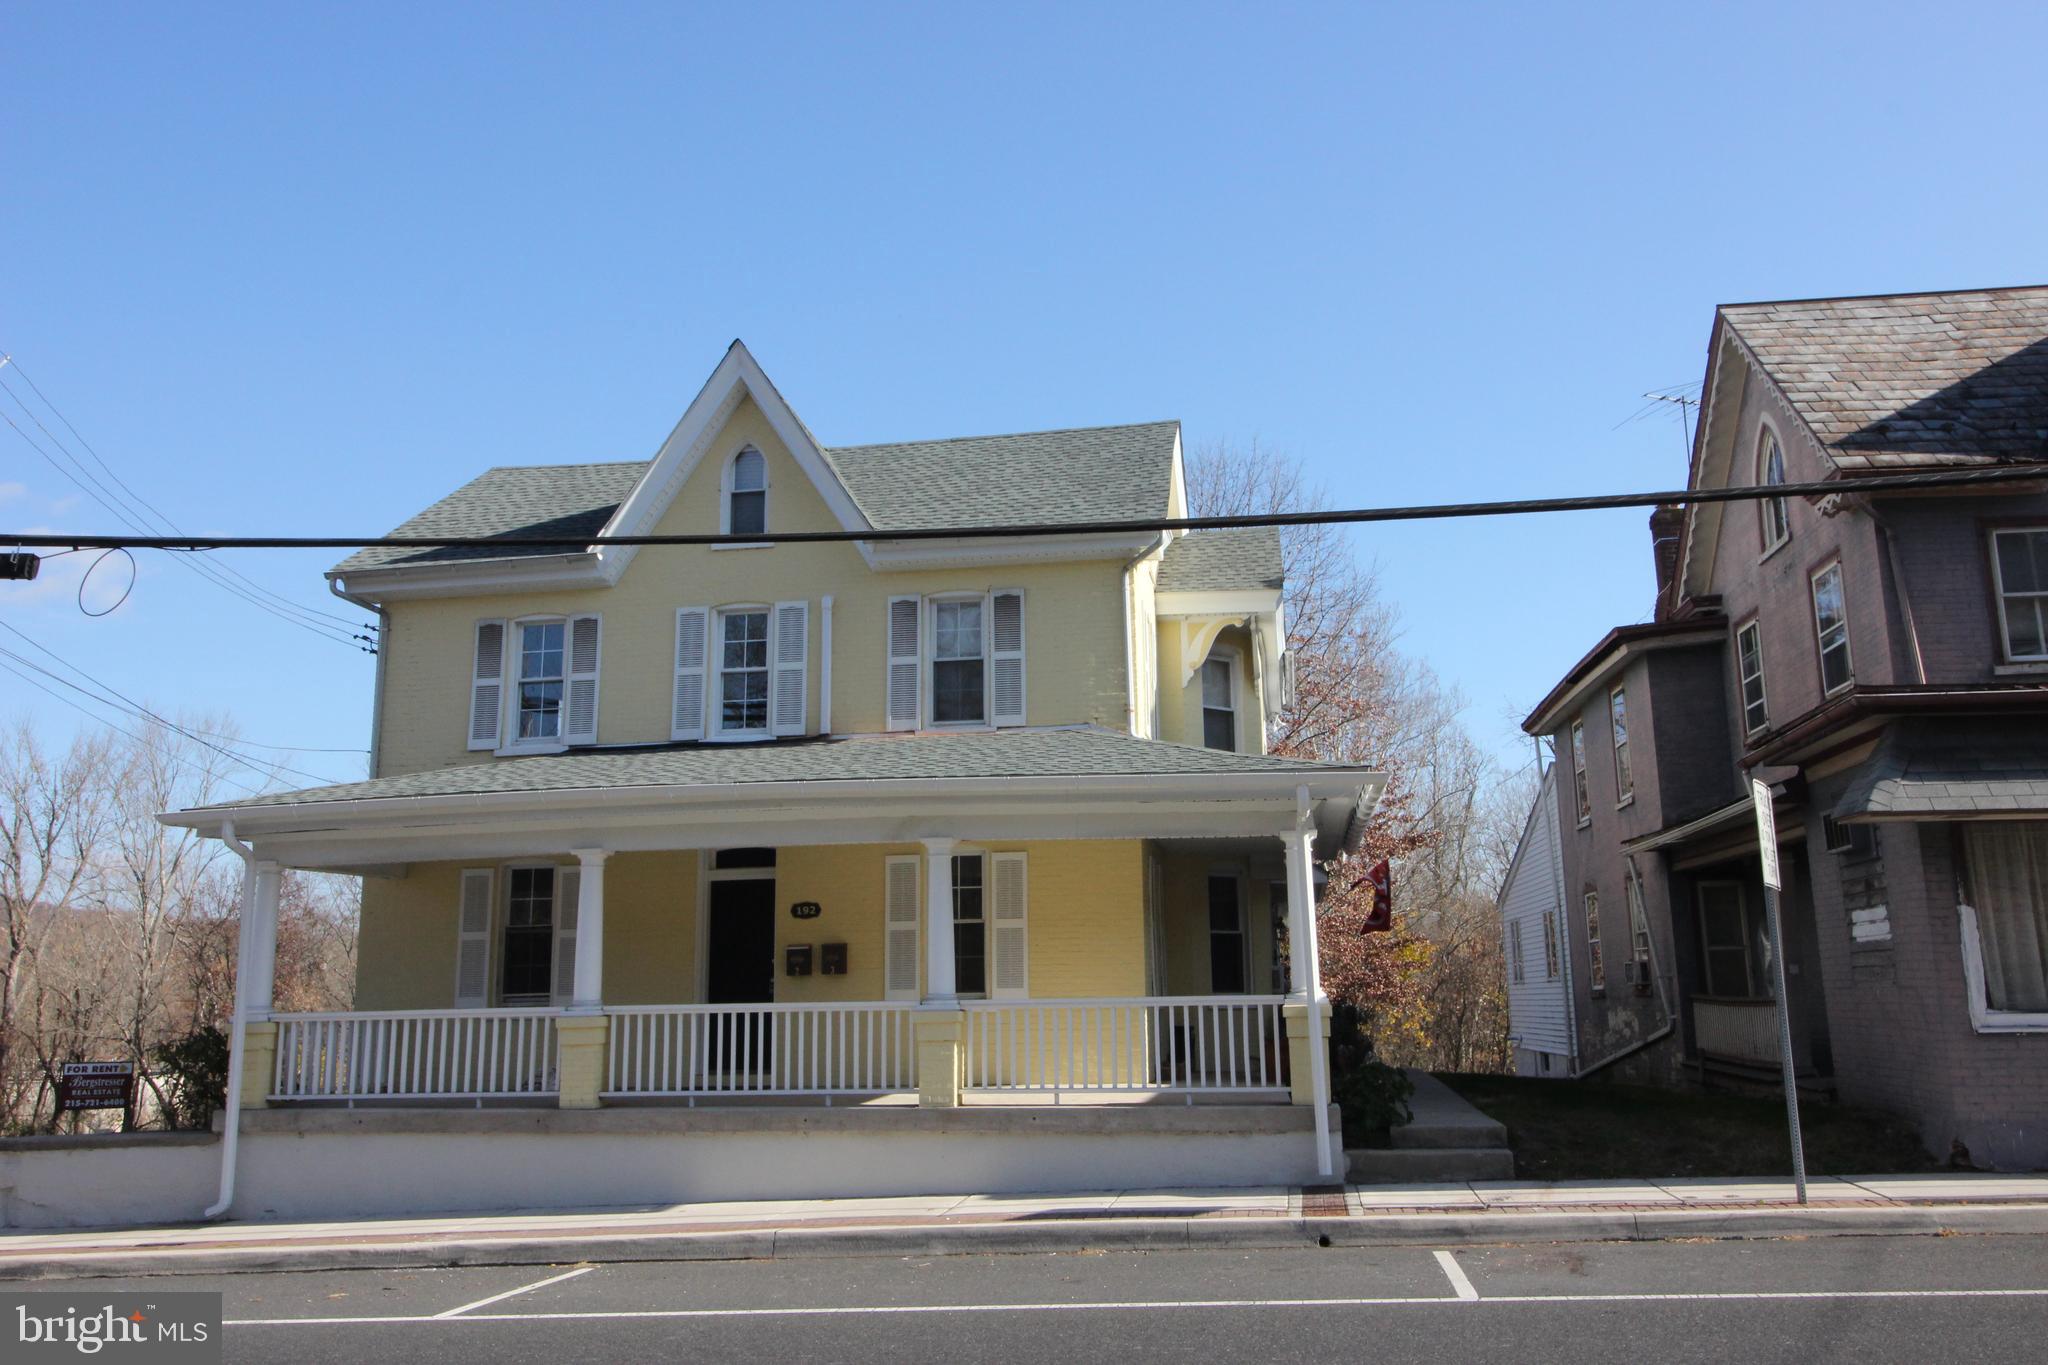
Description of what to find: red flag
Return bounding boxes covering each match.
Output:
[1363,859,1392,933]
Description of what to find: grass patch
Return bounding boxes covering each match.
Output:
[1437,1073,1942,1181]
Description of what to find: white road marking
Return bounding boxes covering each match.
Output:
[1433,1250,1479,1301]
[430,1266,594,1319]
[227,1285,2048,1326]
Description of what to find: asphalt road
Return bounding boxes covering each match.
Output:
[36,1233,2048,1364]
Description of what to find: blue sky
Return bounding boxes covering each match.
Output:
[4,2,2043,788]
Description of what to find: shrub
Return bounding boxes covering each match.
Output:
[1328,1000,1414,1146]
[151,1026,229,1131]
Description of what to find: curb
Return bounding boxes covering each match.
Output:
[7,1203,2048,1281]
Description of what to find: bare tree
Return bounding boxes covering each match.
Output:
[0,725,116,1130]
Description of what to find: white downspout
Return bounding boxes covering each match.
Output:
[207,819,257,1219]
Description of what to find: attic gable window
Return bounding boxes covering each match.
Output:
[725,448,768,537]
[1759,428,1790,552]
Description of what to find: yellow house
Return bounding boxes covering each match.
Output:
[164,343,1384,1216]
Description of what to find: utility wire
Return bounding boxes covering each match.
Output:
[0,656,269,799]
[0,359,368,629]
[0,365,373,650]
[0,620,348,786]
[4,462,2042,553]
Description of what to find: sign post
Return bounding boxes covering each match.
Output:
[1751,779,1808,1205]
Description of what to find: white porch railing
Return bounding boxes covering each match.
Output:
[270,1009,561,1101]
[604,1002,918,1098]
[961,996,1289,1096]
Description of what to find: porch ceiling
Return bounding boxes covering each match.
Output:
[159,727,1385,873]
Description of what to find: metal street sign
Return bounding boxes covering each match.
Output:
[1750,779,1806,1203]
[1751,779,1780,890]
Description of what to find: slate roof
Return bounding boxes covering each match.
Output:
[333,420,1180,575]
[192,726,1370,812]
[1832,719,2048,819]
[1155,527,1285,594]
[1722,286,2048,473]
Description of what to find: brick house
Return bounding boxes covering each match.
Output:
[1500,287,2048,1169]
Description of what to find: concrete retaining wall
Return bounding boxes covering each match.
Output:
[1,1105,1325,1228]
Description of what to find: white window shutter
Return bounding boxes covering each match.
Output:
[990,590,1025,727]
[770,600,809,736]
[468,621,506,751]
[453,869,494,1007]
[565,615,601,745]
[886,596,921,731]
[672,607,709,741]
[990,852,1029,999]
[884,854,921,1001]
[551,867,580,1006]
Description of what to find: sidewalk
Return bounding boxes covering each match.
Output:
[6,1173,2046,1280]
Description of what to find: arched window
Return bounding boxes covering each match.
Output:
[1759,428,1790,551]
[725,448,767,537]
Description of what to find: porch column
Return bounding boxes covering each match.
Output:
[917,838,966,1106]
[569,848,609,1010]
[1278,821,1337,1180]
[558,848,612,1110]
[922,838,958,1003]
[237,860,284,1111]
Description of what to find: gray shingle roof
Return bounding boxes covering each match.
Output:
[1155,527,1284,594]
[334,462,647,573]
[1722,286,2048,473]
[196,726,1367,812]
[1832,719,2048,819]
[333,420,1180,576]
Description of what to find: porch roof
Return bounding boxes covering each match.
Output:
[161,727,1385,867]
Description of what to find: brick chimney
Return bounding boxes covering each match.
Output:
[1650,504,1685,620]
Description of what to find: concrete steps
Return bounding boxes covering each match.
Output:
[1346,1071,1515,1184]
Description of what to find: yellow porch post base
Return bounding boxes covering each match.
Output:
[238,1021,278,1110]
[1281,1003,1332,1108]
[556,1014,610,1110]
[913,1009,966,1108]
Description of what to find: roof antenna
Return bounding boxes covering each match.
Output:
[1642,390,1700,457]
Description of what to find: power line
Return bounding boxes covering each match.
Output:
[0,656,269,799]
[0,360,375,650]
[0,620,348,786]
[0,360,369,629]
[3,462,2042,553]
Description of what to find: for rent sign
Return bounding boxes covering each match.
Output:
[55,1063,134,1119]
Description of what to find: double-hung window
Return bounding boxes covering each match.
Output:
[1542,910,1561,980]
[1697,881,1766,1000]
[1736,620,1769,735]
[1959,823,2048,1023]
[1509,923,1526,984]
[718,609,771,735]
[1608,687,1632,804]
[1584,891,1604,992]
[1202,655,1236,751]
[1759,429,1790,552]
[1810,561,1853,695]
[516,622,566,740]
[1208,875,1247,993]
[502,866,556,1003]
[931,599,986,725]
[1991,528,2048,663]
[1570,719,1591,825]
[952,853,986,997]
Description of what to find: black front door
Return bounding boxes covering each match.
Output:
[707,878,776,1005]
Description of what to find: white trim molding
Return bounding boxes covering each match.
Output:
[1958,901,2048,1034]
